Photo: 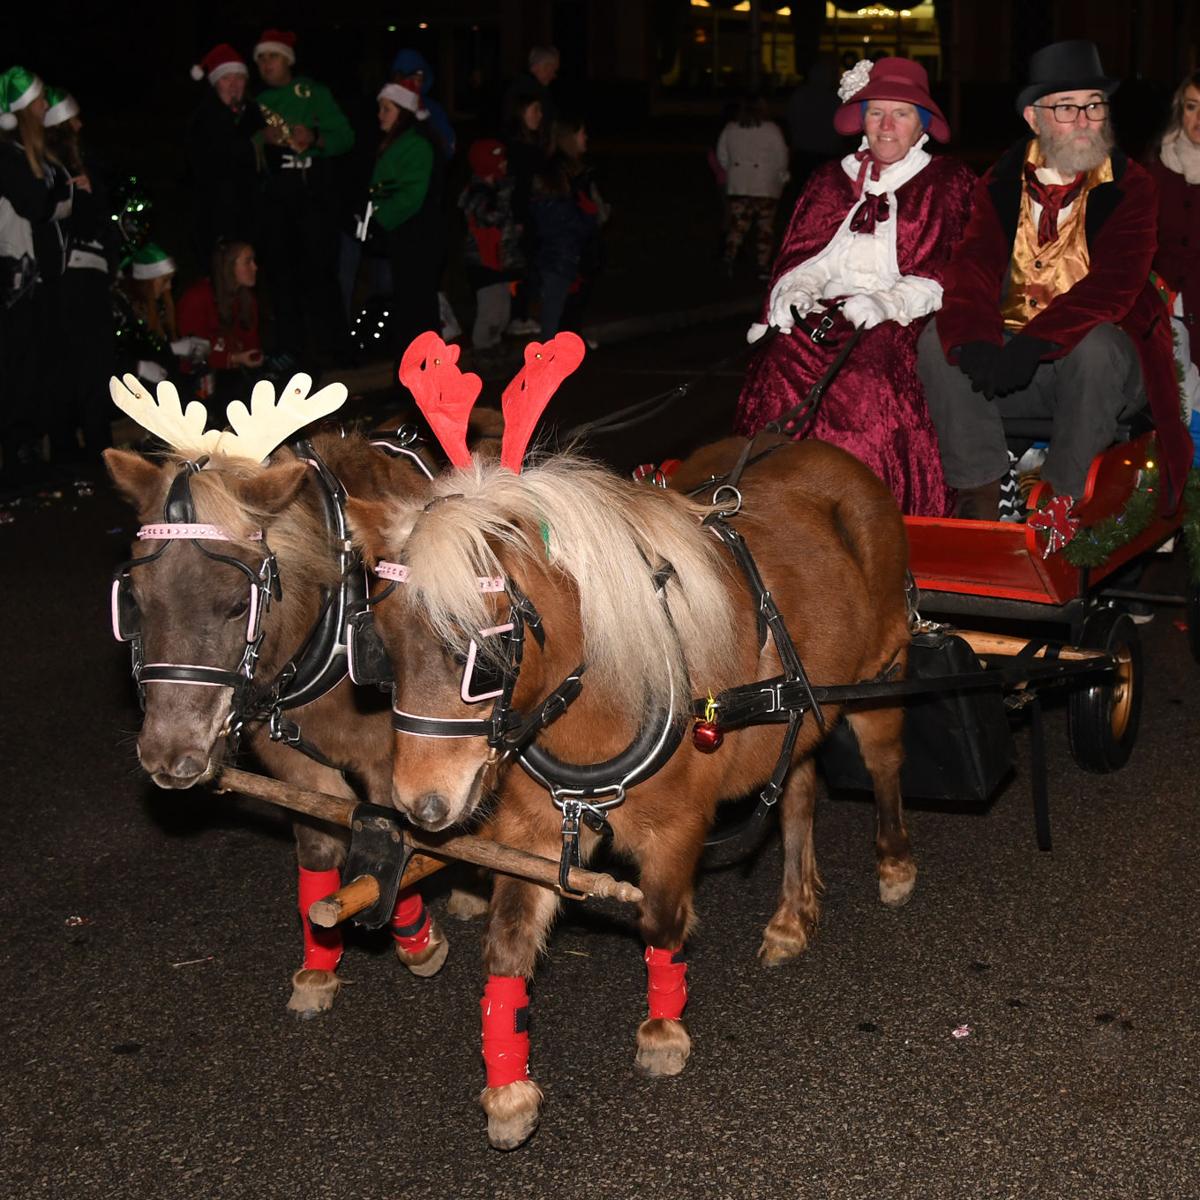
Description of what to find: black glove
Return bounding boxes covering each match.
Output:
[991,335,1056,397]
[956,341,1003,397]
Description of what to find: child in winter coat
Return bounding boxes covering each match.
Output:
[531,117,604,339]
[459,139,524,352]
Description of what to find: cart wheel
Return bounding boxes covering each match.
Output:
[1067,607,1142,773]
[1188,582,1200,665]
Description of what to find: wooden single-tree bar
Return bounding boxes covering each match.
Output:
[215,766,643,906]
[957,630,1107,663]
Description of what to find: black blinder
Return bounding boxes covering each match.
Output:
[347,608,393,690]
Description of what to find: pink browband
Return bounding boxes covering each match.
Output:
[138,524,263,542]
[374,560,505,592]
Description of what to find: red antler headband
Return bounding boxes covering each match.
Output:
[398,332,482,469]
[397,330,585,474]
[500,332,585,472]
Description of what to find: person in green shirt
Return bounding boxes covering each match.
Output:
[370,77,444,370]
[252,28,353,364]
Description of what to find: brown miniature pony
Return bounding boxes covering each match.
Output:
[347,432,916,1150]
[104,430,446,1017]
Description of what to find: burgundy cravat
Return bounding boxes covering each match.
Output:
[850,192,891,234]
[851,148,883,199]
[1023,163,1086,246]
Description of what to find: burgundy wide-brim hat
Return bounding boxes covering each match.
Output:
[833,57,950,143]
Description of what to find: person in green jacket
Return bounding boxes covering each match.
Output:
[253,27,353,364]
[370,77,443,369]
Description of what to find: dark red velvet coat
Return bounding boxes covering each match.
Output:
[737,155,976,516]
[1146,157,1200,369]
[937,141,1190,512]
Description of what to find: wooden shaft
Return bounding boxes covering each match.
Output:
[957,630,1106,663]
[308,874,380,928]
[214,767,643,905]
[404,829,645,905]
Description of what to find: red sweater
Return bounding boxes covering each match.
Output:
[177,278,260,370]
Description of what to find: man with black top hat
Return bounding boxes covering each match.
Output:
[917,39,1192,522]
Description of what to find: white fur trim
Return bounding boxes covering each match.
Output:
[1161,129,1200,185]
[746,322,770,344]
[9,76,43,115]
[132,256,176,280]
[207,61,247,85]
[44,94,80,127]
[378,82,427,118]
[254,40,295,64]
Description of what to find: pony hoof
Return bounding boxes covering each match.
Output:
[446,887,490,921]
[286,968,341,1019]
[481,1079,543,1151]
[757,913,815,967]
[394,917,450,978]
[634,1018,691,1077]
[878,859,918,908]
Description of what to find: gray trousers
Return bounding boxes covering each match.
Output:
[916,319,1146,496]
[473,283,512,350]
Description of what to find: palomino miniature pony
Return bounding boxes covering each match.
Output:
[104,373,447,1018]
[346,333,916,1149]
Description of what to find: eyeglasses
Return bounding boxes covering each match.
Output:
[1032,101,1110,124]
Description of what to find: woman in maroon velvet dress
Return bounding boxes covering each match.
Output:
[736,58,975,516]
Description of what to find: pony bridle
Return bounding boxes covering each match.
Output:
[349,559,585,755]
[111,460,281,739]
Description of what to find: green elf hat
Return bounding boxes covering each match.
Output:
[0,65,44,130]
[43,85,79,128]
[130,243,176,281]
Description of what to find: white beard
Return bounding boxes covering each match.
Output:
[1037,118,1114,176]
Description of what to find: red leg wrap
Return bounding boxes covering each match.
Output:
[390,887,432,955]
[297,867,343,972]
[645,945,688,1021]
[480,975,531,1089]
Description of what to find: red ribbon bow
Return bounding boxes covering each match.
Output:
[1023,163,1086,246]
[850,192,891,235]
[1027,493,1080,558]
[851,148,883,199]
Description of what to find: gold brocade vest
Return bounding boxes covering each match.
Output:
[1002,145,1114,330]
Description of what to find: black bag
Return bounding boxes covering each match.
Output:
[818,630,1013,804]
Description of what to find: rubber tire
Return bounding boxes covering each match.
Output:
[1188,582,1200,665]
[1067,607,1142,774]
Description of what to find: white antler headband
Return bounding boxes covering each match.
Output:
[109,372,349,463]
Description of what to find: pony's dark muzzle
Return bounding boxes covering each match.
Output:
[411,791,451,830]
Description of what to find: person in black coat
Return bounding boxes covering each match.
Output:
[186,45,264,267]
[0,67,72,484]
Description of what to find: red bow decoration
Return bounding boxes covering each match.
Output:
[851,148,883,199]
[398,331,481,469]
[849,192,891,235]
[1027,493,1080,558]
[500,332,586,472]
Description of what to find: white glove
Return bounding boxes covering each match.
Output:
[768,284,816,334]
[136,359,169,384]
[842,292,890,330]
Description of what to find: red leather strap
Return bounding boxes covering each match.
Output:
[297,867,343,971]
[645,945,688,1020]
[480,975,531,1088]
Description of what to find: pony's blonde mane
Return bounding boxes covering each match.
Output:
[173,449,339,593]
[374,455,737,708]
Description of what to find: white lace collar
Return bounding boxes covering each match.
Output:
[840,133,931,194]
[1160,129,1200,185]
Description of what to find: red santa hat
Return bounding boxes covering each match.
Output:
[468,139,507,179]
[190,44,248,85]
[378,77,427,119]
[254,29,297,64]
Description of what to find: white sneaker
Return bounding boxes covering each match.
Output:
[505,317,540,336]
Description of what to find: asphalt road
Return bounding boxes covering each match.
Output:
[3,319,1199,1199]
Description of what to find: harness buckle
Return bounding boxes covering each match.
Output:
[557,799,585,897]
